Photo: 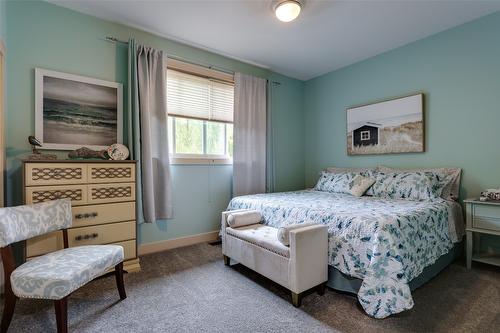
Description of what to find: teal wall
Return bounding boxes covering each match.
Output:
[5,1,305,245]
[304,11,500,200]
[304,12,500,252]
[269,72,305,192]
[0,0,5,43]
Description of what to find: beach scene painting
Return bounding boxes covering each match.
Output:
[347,93,424,155]
[35,69,123,150]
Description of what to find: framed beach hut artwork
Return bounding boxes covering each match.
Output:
[35,68,123,150]
[346,93,424,155]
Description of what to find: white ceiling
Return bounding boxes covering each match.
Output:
[48,0,500,81]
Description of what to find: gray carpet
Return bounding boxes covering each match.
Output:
[4,243,500,332]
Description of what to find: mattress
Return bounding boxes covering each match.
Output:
[228,190,464,318]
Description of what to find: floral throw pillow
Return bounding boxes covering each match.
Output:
[314,171,357,194]
[348,175,376,197]
[370,171,450,201]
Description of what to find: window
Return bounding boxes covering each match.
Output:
[166,61,234,164]
[360,130,370,141]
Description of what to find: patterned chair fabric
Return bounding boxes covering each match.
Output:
[11,245,124,300]
[0,199,72,247]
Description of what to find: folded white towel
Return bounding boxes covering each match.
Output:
[227,210,262,228]
[277,223,317,246]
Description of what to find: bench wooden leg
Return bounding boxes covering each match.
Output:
[223,255,230,266]
[115,262,127,300]
[291,291,303,307]
[54,297,68,333]
[317,282,327,296]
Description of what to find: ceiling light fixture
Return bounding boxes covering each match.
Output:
[275,0,302,23]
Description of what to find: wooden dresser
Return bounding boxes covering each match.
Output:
[22,160,140,272]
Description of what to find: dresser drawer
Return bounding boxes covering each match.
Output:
[26,231,63,258]
[114,240,137,260]
[69,221,136,246]
[88,163,135,183]
[26,232,137,260]
[25,184,88,205]
[72,202,136,228]
[25,163,87,186]
[88,183,135,204]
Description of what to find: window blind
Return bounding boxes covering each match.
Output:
[167,69,234,123]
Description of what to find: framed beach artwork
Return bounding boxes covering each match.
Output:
[35,68,123,150]
[346,93,424,155]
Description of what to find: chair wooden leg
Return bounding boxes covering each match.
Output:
[291,291,302,307]
[317,282,327,296]
[115,262,127,300]
[0,288,17,333]
[223,255,230,266]
[54,297,68,333]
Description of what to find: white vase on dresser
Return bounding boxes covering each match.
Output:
[22,160,140,272]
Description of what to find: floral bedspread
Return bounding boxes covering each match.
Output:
[228,190,454,318]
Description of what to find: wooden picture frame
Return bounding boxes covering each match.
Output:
[346,93,424,155]
[35,68,123,151]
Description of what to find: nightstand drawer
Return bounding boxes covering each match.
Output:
[473,204,500,219]
[472,204,500,231]
[473,216,500,231]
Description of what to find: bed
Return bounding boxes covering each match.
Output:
[227,190,464,319]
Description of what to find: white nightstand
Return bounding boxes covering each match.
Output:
[464,199,500,269]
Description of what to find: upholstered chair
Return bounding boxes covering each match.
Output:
[0,199,127,333]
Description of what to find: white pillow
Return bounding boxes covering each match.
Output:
[277,223,317,246]
[348,175,376,197]
[227,210,262,228]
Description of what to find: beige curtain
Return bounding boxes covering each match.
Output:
[233,73,267,197]
[136,45,173,221]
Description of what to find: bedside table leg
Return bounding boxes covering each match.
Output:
[466,231,473,270]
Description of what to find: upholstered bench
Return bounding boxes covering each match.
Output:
[221,210,328,307]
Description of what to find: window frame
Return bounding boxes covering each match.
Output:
[166,58,234,165]
[169,116,232,165]
[360,130,370,141]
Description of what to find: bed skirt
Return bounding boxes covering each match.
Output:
[326,242,464,294]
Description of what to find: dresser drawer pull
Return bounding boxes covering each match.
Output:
[74,233,99,241]
[74,212,98,219]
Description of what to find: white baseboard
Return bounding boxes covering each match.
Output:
[138,230,220,256]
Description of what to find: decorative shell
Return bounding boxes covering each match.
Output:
[107,144,130,160]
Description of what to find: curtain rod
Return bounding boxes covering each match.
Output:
[102,36,281,85]
[103,36,233,76]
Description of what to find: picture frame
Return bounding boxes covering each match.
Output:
[346,93,424,155]
[35,68,123,150]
